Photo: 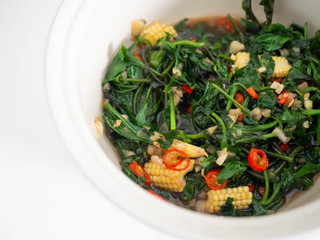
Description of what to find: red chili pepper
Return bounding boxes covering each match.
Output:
[187,106,192,114]
[258,187,265,195]
[163,148,190,171]
[217,17,235,33]
[246,86,258,99]
[129,161,151,185]
[147,190,166,201]
[280,143,289,152]
[247,184,255,193]
[205,169,228,190]
[181,85,193,94]
[237,111,244,121]
[279,91,289,105]
[133,53,143,62]
[248,148,269,172]
[270,78,282,83]
[235,93,244,105]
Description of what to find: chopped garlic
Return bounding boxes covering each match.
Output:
[288,99,295,108]
[275,84,285,94]
[261,109,271,118]
[131,19,146,38]
[207,125,218,135]
[298,82,309,93]
[304,92,310,99]
[270,81,280,90]
[280,48,289,58]
[304,99,313,110]
[230,54,236,61]
[303,121,310,128]
[251,107,262,121]
[258,66,266,73]
[150,132,166,141]
[172,86,183,106]
[229,40,245,54]
[272,127,290,144]
[113,119,122,128]
[216,147,229,166]
[102,82,111,91]
[94,117,104,138]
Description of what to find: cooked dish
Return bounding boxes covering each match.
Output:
[100,0,320,216]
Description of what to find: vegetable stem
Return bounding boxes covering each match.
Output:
[119,78,150,83]
[261,171,270,204]
[318,116,320,145]
[168,91,176,130]
[173,40,205,48]
[227,14,246,39]
[226,86,238,111]
[304,22,308,40]
[212,82,250,114]
[211,112,228,149]
[264,150,293,163]
[302,109,320,116]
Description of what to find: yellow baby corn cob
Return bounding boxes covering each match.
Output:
[205,186,253,213]
[272,56,292,78]
[139,22,177,45]
[144,159,195,192]
[170,139,208,158]
[234,52,250,69]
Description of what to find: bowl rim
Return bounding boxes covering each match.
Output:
[44,0,320,239]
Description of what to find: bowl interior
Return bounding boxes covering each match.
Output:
[46,0,320,239]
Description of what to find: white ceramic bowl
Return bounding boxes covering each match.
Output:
[45,0,320,239]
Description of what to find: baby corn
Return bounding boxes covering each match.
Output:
[139,22,177,45]
[272,56,292,78]
[144,159,195,192]
[205,186,253,213]
[170,139,208,158]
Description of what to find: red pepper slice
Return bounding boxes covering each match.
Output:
[129,161,151,185]
[205,169,228,190]
[247,184,255,193]
[246,86,258,99]
[187,106,192,114]
[147,190,166,201]
[237,111,244,122]
[235,93,244,105]
[280,143,289,152]
[217,17,235,33]
[279,91,289,105]
[133,53,143,62]
[248,148,269,172]
[258,187,265,195]
[181,85,193,94]
[163,148,190,171]
[270,78,282,83]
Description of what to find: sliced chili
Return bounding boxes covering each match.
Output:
[280,143,289,152]
[187,106,192,114]
[247,184,255,193]
[205,169,228,190]
[270,78,282,83]
[217,17,235,33]
[133,53,143,62]
[235,93,244,105]
[163,148,190,171]
[246,86,258,99]
[248,148,269,172]
[181,85,193,94]
[129,161,151,185]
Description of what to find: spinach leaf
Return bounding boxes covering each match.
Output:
[256,91,276,109]
[221,197,236,216]
[104,45,128,83]
[294,163,320,178]
[218,159,247,184]
[252,198,267,216]
[253,33,292,52]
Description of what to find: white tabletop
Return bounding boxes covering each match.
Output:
[0,1,319,240]
[0,1,177,239]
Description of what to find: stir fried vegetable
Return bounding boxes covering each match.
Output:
[101,0,320,216]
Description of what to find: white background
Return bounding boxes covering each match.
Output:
[0,1,319,240]
[0,1,177,239]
